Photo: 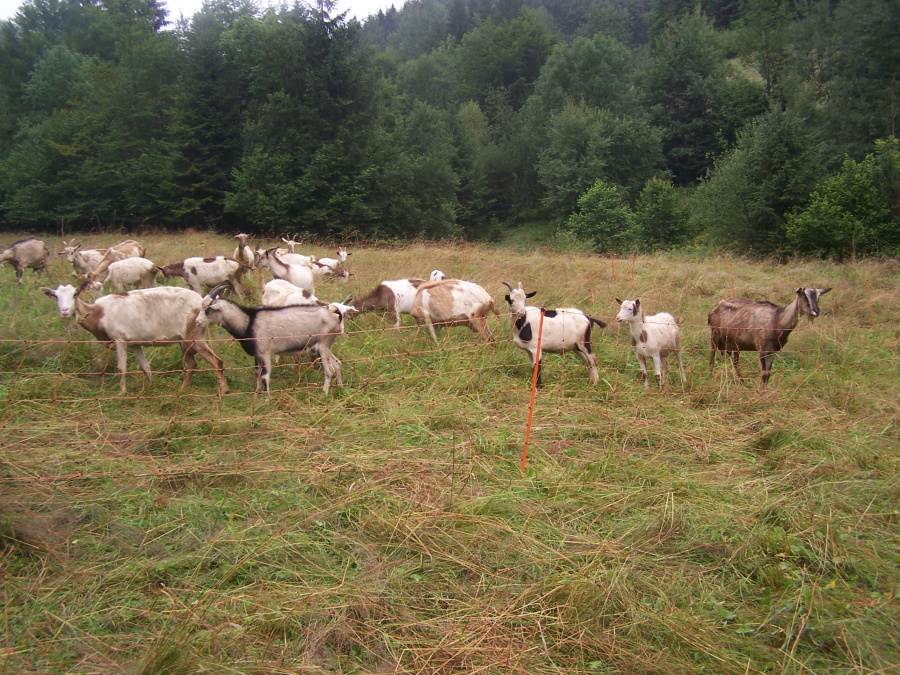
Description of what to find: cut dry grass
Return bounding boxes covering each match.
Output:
[0,231,898,673]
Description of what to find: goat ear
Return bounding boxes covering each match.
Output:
[504,294,511,304]
[634,299,640,308]
[818,287,832,296]
[796,287,804,295]
[40,287,55,298]
[525,291,537,298]
[615,298,623,305]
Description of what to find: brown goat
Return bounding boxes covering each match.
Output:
[0,237,50,284]
[707,287,831,387]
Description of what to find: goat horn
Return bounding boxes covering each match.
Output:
[207,284,229,300]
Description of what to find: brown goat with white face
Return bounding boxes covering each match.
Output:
[707,286,831,387]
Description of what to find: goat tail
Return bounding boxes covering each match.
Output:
[590,316,608,329]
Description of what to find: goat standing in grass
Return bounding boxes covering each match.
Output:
[1,237,50,284]
[503,281,606,386]
[615,298,685,389]
[198,285,354,393]
[41,283,228,396]
[707,286,831,387]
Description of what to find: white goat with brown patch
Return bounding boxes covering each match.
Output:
[615,298,685,389]
[707,286,831,387]
[160,256,247,298]
[503,282,606,386]
[1,237,50,284]
[350,278,426,328]
[411,278,499,342]
[41,283,227,396]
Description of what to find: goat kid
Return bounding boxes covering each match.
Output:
[41,283,227,396]
[615,298,685,388]
[707,287,831,387]
[198,285,355,393]
[503,282,606,386]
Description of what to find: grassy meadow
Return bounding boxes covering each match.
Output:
[1,230,898,674]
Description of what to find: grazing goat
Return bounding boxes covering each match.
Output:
[350,277,426,328]
[411,278,499,342]
[503,282,606,386]
[41,284,227,396]
[92,257,161,293]
[1,237,50,284]
[707,287,831,387]
[197,285,353,393]
[615,298,685,389]
[160,256,247,298]
[233,234,255,269]
[256,248,314,291]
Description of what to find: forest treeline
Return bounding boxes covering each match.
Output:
[0,0,897,257]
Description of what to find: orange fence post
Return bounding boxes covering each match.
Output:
[520,309,545,476]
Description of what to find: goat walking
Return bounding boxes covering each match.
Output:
[707,286,831,387]
[615,298,685,388]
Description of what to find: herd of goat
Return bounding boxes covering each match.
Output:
[1,235,831,394]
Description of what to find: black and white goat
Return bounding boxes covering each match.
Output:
[615,298,685,388]
[502,282,606,386]
[197,285,355,393]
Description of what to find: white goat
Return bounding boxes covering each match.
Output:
[411,278,499,342]
[160,256,247,297]
[350,278,426,328]
[430,269,446,281]
[262,279,320,307]
[1,237,50,284]
[615,298,685,389]
[86,240,146,280]
[41,284,227,396]
[317,246,349,271]
[503,282,606,386]
[198,285,354,393]
[93,257,161,293]
[257,248,315,292]
[276,237,316,265]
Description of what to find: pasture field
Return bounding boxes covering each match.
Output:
[1,231,898,674]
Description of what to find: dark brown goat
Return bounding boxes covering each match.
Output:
[707,287,831,387]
